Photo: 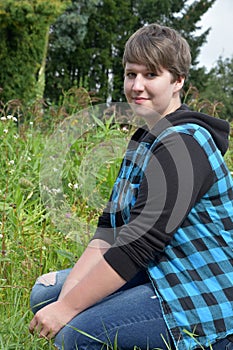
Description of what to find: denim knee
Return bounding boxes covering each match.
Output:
[30,271,59,314]
[30,287,56,314]
[30,269,71,314]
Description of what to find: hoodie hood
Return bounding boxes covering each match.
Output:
[163,104,230,156]
[131,104,230,156]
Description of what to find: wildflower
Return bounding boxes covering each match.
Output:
[8,160,15,165]
[51,188,62,195]
[7,115,13,120]
[68,183,79,190]
[0,116,7,121]
[65,212,72,218]
[3,129,8,133]
[0,234,3,239]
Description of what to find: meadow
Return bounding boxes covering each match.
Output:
[0,90,232,350]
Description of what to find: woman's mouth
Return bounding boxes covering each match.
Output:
[133,97,149,104]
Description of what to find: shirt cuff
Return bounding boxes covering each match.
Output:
[104,246,141,281]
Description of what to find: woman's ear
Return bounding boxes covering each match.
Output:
[174,76,185,92]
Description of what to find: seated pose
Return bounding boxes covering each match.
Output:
[29,23,233,350]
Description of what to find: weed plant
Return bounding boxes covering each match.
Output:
[0,88,232,350]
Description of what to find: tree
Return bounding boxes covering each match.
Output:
[201,56,233,121]
[45,0,216,103]
[45,0,101,102]
[0,0,70,104]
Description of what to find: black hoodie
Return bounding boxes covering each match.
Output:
[94,105,231,281]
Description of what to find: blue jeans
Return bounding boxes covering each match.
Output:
[30,269,233,350]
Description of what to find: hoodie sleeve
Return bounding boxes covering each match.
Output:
[92,201,115,245]
[103,132,215,281]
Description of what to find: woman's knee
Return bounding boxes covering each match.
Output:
[30,271,59,313]
[30,269,71,314]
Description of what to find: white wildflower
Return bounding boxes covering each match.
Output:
[68,183,79,190]
[51,188,62,194]
[7,115,13,120]
[3,129,8,133]
[8,160,15,165]
[0,116,7,121]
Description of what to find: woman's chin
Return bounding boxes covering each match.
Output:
[128,103,162,127]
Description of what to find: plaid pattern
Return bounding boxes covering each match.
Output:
[110,123,233,349]
[110,139,151,237]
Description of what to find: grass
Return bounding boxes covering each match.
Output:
[0,92,232,349]
[0,96,130,349]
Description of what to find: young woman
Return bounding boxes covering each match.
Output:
[29,24,233,350]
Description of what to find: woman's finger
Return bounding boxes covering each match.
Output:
[29,317,37,334]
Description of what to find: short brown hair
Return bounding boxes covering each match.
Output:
[123,23,191,81]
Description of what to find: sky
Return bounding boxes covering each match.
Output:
[196,0,233,70]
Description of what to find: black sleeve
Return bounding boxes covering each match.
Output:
[91,201,115,245]
[104,133,215,281]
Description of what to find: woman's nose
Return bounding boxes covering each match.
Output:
[132,75,144,92]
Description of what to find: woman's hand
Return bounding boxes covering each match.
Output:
[29,257,125,340]
[29,300,77,340]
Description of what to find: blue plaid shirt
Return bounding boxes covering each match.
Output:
[109,123,233,349]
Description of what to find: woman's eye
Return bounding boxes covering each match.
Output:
[126,72,136,79]
[147,72,157,78]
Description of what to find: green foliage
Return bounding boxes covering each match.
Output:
[45,0,101,101]
[200,56,233,121]
[183,84,225,117]
[0,0,221,108]
[0,0,70,104]
[45,0,217,103]
[0,98,130,348]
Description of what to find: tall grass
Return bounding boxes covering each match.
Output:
[0,91,130,349]
[0,89,232,349]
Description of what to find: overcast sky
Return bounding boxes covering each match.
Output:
[196,0,233,70]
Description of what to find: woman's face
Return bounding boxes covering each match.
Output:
[124,63,184,126]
